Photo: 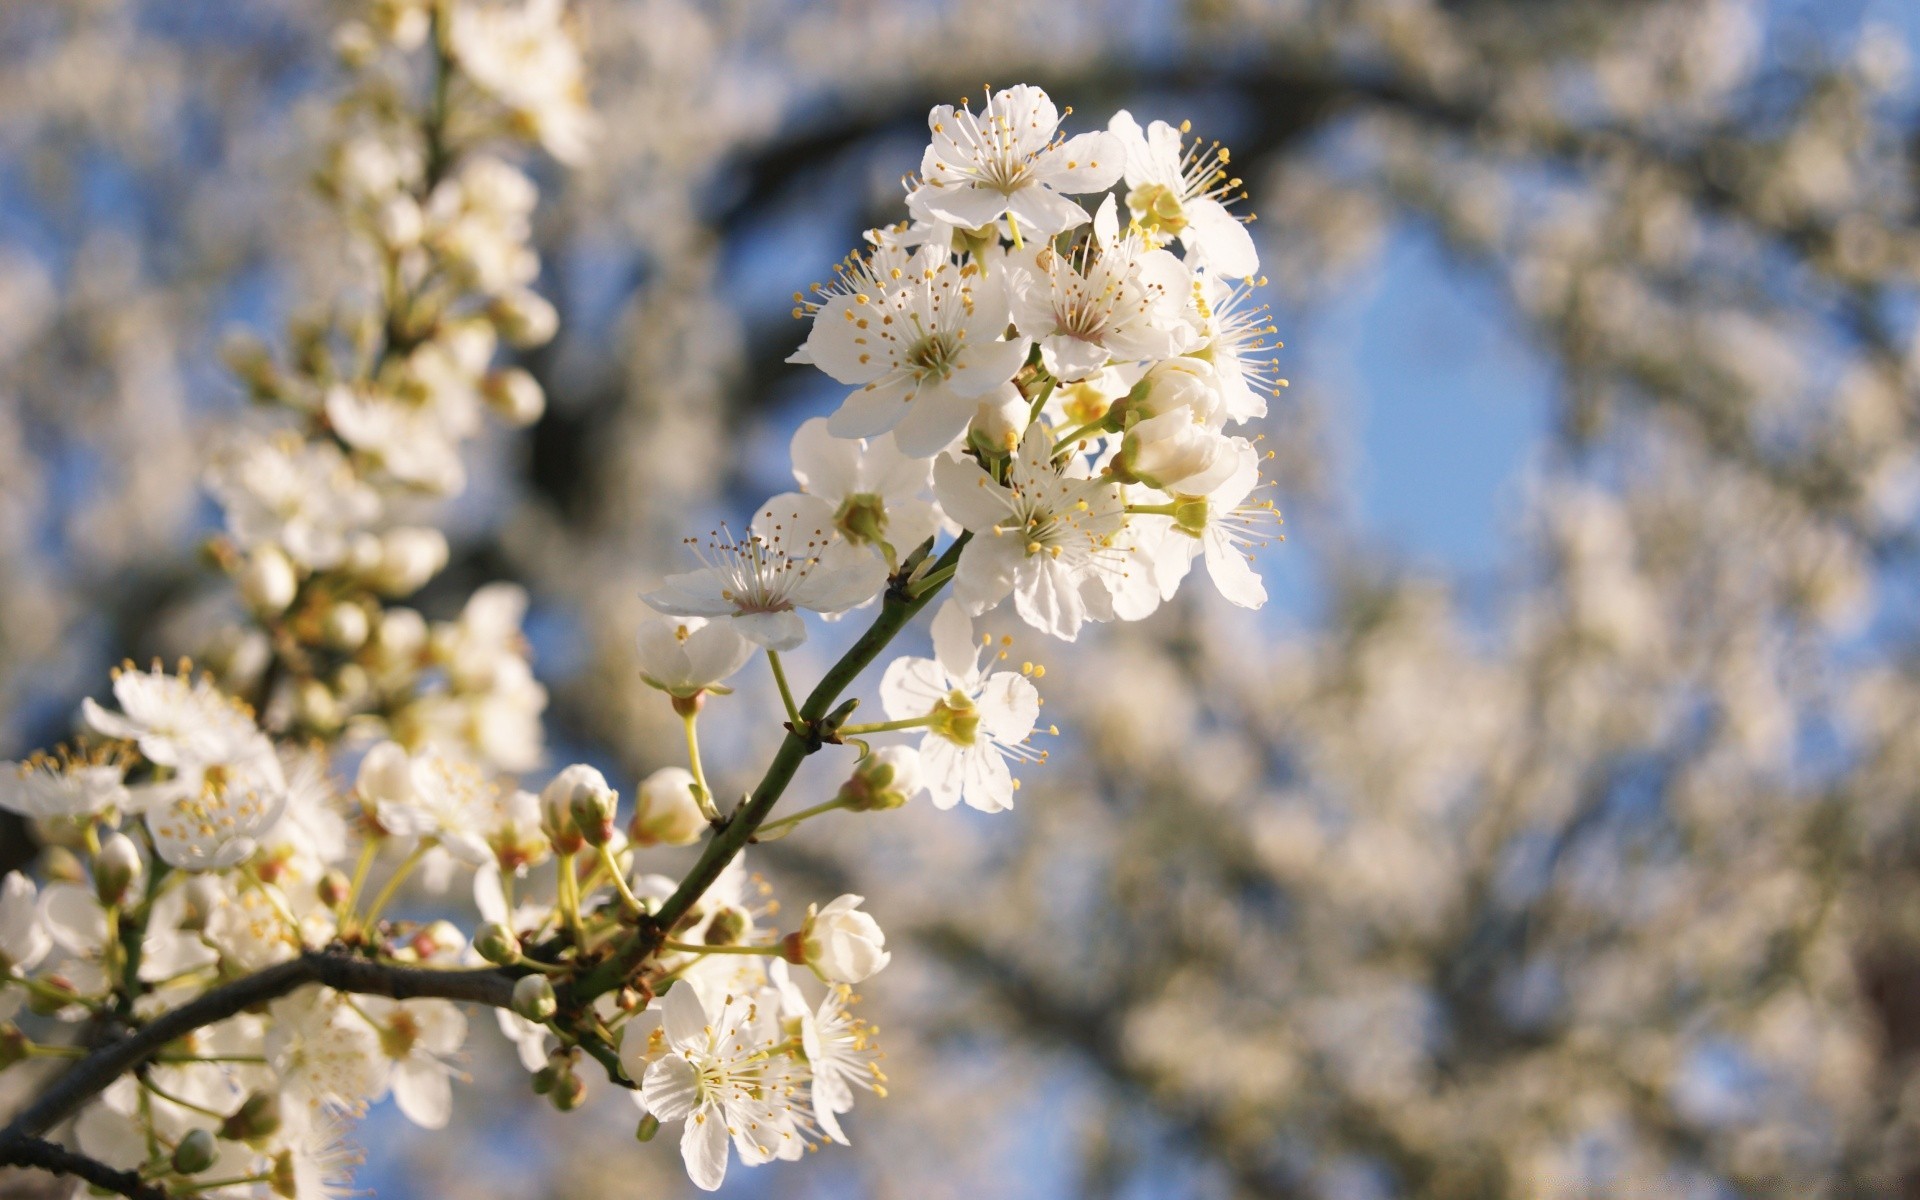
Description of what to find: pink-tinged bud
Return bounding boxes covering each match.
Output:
[92,832,142,908]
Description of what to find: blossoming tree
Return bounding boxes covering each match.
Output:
[0,3,1282,1194]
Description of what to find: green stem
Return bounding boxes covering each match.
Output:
[357,843,431,932]
[1025,376,1056,425]
[137,1076,227,1121]
[909,563,958,599]
[754,797,853,839]
[767,650,802,729]
[16,975,105,1015]
[682,709,718,822]
[838,715,934,736]
[1054,418,1110,449]
[597,846,643,916]
[176,1173,271,1193]
[340,838,380,924]
[555,853,587,947]
[569,534,972,1003]
[1126,502,1179,516]
[658,941,780,957]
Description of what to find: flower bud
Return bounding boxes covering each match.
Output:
[369,527,449,596]
[569,782,618,848]
[376,194,423,249]
[512,974,557,1022]
[323,602,371,652]
[703,907,749,947]
[344,532,385,576]
[1119,356,1222,426]
[482,367,546,427]
[0,1024,26,1070]
[782,894,891,984]
[220,1091,282,1143]
[238,547,299,615]
[296,679,342,734]
[635,1113,661,1142]
[172,1128,218,1175]
[540,764,611,854]
[835,746,921,813]
[374,607,429,664]
[42,846,85,884]
[474,922,521,965]
[549,1067,587,1111]
[967,384,1027,456]
[628,767,704,848]
[317,869,351,910]
[411,919,464,961]
[1113,411,1237,493]
[491,288,559,348]
[93,832,142,907]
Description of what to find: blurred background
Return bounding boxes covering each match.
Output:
[5,0,1920,1196]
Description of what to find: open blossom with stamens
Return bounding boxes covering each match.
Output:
[356,996,469,1129]
[779,417,940,570]
[1127,441,1282,609]
[1005,196,1195,383]
[1188,270,1285,424]
[139,735,290,871]
[771,963,886,1147]
[446,0,593,165]
[643,495,889,651]
[933,422,1128,641]
[795,244,1030,456]
[640,984,803,1192]
[0,755,130,822]
[82,664,260,769]
[907,84,1122,239]
[1109,111,1260,278]
[880,602,1042,812]
[355,741,494,867]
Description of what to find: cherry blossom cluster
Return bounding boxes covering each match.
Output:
[205,0,589,770]
[0,54,1281,1200]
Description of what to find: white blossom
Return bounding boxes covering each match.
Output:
[633,615,755,698]
[1109,110,1260,277]
[641,984,802,1191]
[907,84,1122,239]
[880,602,1042,812]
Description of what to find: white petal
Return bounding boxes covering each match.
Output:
[1182,198,1260,279]
[680,1105,731,1191]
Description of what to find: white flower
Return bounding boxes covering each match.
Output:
[771,964,885,1146]
[783,417,939,568]
[641,984,801,1191]
[1108,111,1260,278]
[447,0,594,165]
[907,84,1122,239]
[0,757,129,822]
[791,895,890,985]
[356,996,468,1129]
[932,423,1128,641]
[1126,441,1281,609]
[278,1107,361,1200]
[633,615,755,699]
[1189,270,1285,424]
[632,767,706,847]
[81,665,260,769]
[268,989,391,1114]
[205,433,381,570]
[1005,196,1195,382]
[879,602,1042,813]
[39,881,216,995]
[324,384,469,495]
[140,737,288,871]
[795,245,1030,457]
[643,495,889,651]
[0,871,50,974]
[355,742,492,866]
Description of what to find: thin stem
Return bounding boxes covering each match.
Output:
[16,975,105,1015]
[21,1043,84,1059]
[555,853,587,947]
[597,846,643,916]
[909,563,957,599]
[340,838,380,922]
[1025,376,1056,425]
[137,1076,227,1121]
[682,708,719,822]
[754,797,853,838]
[1054,418,1110,449]
[658,940,781,957]
[356,842,431,932]
[177,1172,272,1193]
[1126,501,1179,516]
[839,715,934,736]
[768,650,802,729]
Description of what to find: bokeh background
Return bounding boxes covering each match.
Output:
[6,0,1920,1196]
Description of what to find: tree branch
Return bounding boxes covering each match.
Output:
[0,1133,169,1200]
[2,951,517,1144]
